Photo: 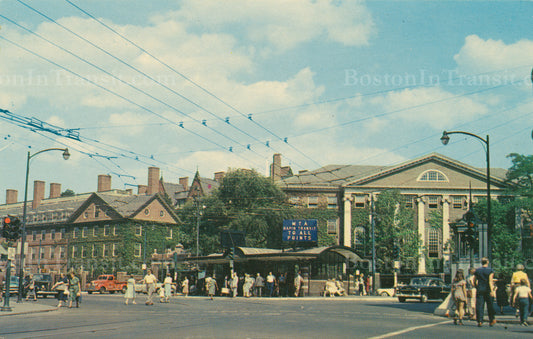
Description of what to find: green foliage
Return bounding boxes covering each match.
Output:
[61,189,75,197]
[292,208,338,247]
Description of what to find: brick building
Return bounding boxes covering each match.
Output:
[0,167,180,276]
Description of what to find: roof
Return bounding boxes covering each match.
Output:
[279,153,508,189]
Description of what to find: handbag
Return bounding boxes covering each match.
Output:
[221,287,230,295]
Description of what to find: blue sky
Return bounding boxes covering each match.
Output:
[0,0,532,200]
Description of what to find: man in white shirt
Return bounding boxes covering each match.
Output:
[144,269,157,305]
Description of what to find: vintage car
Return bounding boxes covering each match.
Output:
[396,277,450,302]
[33,273,58,298]
[87,275,127,294]
[376,287,396,297]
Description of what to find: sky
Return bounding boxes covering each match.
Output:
[0,0,532,201]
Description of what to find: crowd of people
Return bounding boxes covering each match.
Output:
[449,257,533,327]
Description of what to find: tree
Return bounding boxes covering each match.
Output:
[61,189,75,197]
[177,169,291,255]
[373,190,419,274]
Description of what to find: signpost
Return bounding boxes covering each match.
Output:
[282,219,318,242]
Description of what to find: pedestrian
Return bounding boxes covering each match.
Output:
[324,278,337,297]
[354,276,360,295]
[359,275,366,296]
[182,276,189,297]
[52,273,68,308]
[266,272,275,297]
[465,267,476,320]
[511,264,530,318]
[278,272,287,297]
[163,273,173,303]
[495,273,509,314]
[205,274,218,300]
[254,273,264,297]
[294,271,304,297]
[124,274,136,305]
[25,274,37,301]
[230,272,239,297]
[474,257,497,327]
[68,271,81,308]
[243,273,253,297]
[451,269,467,325]
[513,278,532,326]
[143,269,157,305]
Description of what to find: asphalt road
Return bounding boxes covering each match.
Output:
[0,295,532,338]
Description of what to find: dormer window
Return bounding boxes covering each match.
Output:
[418,170,448,182]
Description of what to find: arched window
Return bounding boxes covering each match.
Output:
[417,170,448,182]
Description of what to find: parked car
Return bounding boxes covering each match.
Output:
[32,273,58,298]
[87,275,127,294]
[2,276,21,297]
[396,277,450,302]
[376,287,396,297]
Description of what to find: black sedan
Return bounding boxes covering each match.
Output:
[396,277,450,303]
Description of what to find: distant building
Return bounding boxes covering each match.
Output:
[273,153,511,274]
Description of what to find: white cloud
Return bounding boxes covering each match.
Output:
[164,0,375,51]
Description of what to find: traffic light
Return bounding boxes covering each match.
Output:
[393,244,400,259]
[464,211,478,248]
[2,215,22,241]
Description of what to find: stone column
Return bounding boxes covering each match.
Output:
[343,194,353,247]
[417,196,426,274]
[441,195,451,273]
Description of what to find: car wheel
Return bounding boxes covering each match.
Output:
[420,294,428,303]
[88,291,93,294]
[380,291,389,297]
[398,297,406,302]
[99,287,106,294]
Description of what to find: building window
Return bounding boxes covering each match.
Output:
[84,212,88,219]
[418,170,448,182]
[354,226,366,250]
[166,227,173,239]
[113,243,118,257]
[51,229,56,240]
[403,195,414,208]
[31,247,36,260]
[144,208,150,215]
[82,227,88,238]
[60,246,66,259]
[40,247,45,259]
[354,195,366,208]
[50,246,55,259]
[428,196,439,209]
[93,226,98,237]
[32,231,37,241]
[104,225,110,236]
[160,210,165,217]
[113,226,117,236]
[135,225,142,236]
[92,244,98,257]
[288,196,300,206]
[73,227,79,238]
[452,196,464,209]
[327,196,337,209]
[60,228,66,239]
[428,228,440,258]
[72,246,78,258]
[103,244,110,257]
[95,209,100,218]
[81,246,87,258]
[327,219,337,234]
[134,243,142,257]
[308,196,318,208]
[41,229,46,241]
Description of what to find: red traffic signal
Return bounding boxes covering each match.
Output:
[3,216,11,224]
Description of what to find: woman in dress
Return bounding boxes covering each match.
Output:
[182,276,189,297]
[68,272,81,308]
[163,273,173,303]
[205,274,218,300]
[451,269,467,325]
[124,274,136,305]
[243,274,253,297]
[52,273,68,308]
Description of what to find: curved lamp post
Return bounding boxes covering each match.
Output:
[18,148,70,302]
[441,131,491,263]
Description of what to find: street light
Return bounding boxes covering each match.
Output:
[441,130,491,263]
[18,147,70,302]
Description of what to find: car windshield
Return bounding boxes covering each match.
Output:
[10,276,19,283]
[410,278,430,286]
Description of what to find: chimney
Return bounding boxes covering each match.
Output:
[214,172,225,183]
[147,167,160,195]
[138,185,148,195]
[179,177,189,191]
[6,189,18,204]
[50,183,61,198]
[97,174,112,192]
[32,180,45,209]
[270,153,282,181]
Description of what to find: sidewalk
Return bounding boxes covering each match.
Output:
[0,301,57,316]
